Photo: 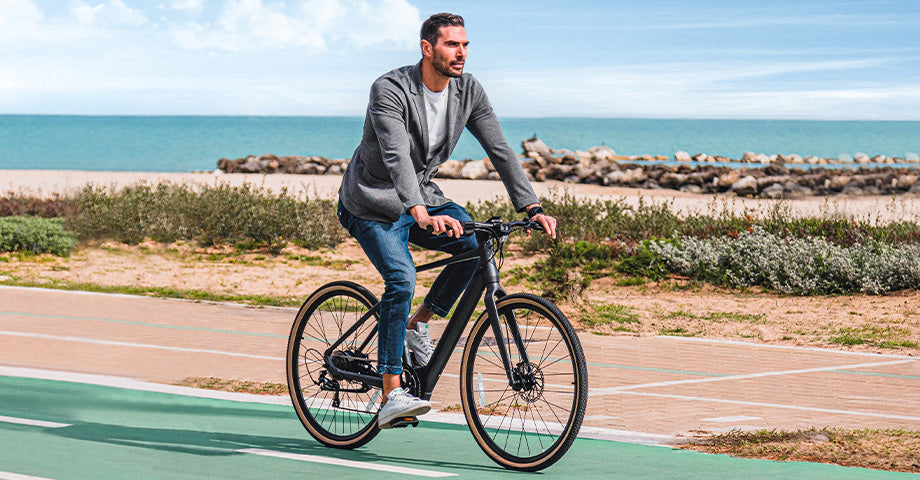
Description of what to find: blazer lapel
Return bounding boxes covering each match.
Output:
[409,63,429,156]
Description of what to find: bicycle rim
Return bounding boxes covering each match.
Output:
[287,281,381,448]
[460,293,587,471]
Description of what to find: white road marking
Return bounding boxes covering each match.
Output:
[701,415,761,423]
[621,391,920,422]
[589,359,915,395]
[656,335,918,360]
[0,471,58,480]
[238,448,457,477]
[0,331,284,361]
[0,415,70,428]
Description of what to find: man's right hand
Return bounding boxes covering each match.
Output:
[409,205,464,237]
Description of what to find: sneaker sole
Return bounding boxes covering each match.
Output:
[377,404,431,429]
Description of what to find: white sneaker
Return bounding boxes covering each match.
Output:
[405,323,434,366]
[377,387,431,428]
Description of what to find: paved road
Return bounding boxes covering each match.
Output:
[1,373,914,480]
[2,285,919,478]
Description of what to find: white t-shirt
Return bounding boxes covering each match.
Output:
[423,84,449,161]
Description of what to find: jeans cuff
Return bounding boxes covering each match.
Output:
[424,297,451,318]
[378,364,403,376]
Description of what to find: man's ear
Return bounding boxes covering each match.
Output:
[420,39,432,59]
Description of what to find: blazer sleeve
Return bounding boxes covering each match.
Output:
[465,80,539,213]
[368,80,426,212]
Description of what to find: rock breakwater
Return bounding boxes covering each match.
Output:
[216,137,920,197]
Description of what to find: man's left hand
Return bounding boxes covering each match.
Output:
[530,213,557,239]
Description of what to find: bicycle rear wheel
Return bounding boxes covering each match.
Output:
[460,293,587,471]
[287,281,382,448]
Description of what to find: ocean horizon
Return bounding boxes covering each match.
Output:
[1,115,918,173]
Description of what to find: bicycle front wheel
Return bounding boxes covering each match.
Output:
[460,293,587,471]
[287,281,381,449]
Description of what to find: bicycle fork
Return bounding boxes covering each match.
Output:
[478,250,532,392]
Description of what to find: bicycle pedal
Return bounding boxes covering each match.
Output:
[388,416,419,428]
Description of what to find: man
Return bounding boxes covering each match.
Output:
[337,12,557,428]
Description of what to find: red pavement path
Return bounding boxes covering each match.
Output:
[1,285,918,443]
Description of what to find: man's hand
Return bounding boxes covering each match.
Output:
[525,204,557,239]
[409,205,464,237]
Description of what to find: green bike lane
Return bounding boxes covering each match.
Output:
[1,374,914,480]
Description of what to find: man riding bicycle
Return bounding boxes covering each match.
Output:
[337,12,557,428]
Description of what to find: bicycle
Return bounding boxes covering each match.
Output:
[286,217,588,471]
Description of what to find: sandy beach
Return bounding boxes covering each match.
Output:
[3,169,919,222]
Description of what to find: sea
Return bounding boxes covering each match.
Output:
[1,115,918,172]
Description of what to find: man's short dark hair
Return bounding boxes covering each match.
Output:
[420,13,464,46]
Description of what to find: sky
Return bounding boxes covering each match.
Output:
[1,0,919,119]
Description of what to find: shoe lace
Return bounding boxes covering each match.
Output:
[415,329,434,355]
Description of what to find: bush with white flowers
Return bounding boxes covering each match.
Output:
[650,227,920,294]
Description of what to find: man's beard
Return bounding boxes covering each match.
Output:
[432,52,463,78]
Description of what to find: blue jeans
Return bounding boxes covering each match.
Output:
[337,201,479,375]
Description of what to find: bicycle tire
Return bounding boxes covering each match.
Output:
[460,293,587,471]
[287,281,382,448]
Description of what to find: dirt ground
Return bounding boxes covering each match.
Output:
[2,236,918,358]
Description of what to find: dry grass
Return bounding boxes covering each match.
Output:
[174,377,289,396]
[680,428,920,473]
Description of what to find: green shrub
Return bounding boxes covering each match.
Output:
[616,240,671,280]
[66,183,344,250]
[0,217,75,256]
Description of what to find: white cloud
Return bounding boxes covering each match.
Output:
[169,0,205,14]
[71,0,148,26]
[0,0,42,25]
[172,0,420,52]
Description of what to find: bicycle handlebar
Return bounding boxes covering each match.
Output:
[425,217,545,238]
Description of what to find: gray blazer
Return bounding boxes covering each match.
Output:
[339,61,539,223]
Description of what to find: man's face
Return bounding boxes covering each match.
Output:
[426,26,468,78]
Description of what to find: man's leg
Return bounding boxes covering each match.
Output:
[409,202,479,320]
[404,203,479,366]
[339,206,416,388]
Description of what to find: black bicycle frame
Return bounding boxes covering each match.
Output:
[322,232,531,400]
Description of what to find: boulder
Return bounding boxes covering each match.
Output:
[674,151,692,162]
[295,162,326,175]
[588,145,617,161]
[603,170,625,186]
[692,153,709,162]
[763,164,790,176]
[741,152,759,163]
[461,160,490,180]
[536,164,573,181]
[761,183,785,199]
[784,181,813,198]
[658,173,688,189]
[716,170,742,190]
[828,175,852,191]
[621,168,648,184]
[731,175,759,196]
[238,155,263,173]
[436,159,464,178]
[522,136,551,156]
